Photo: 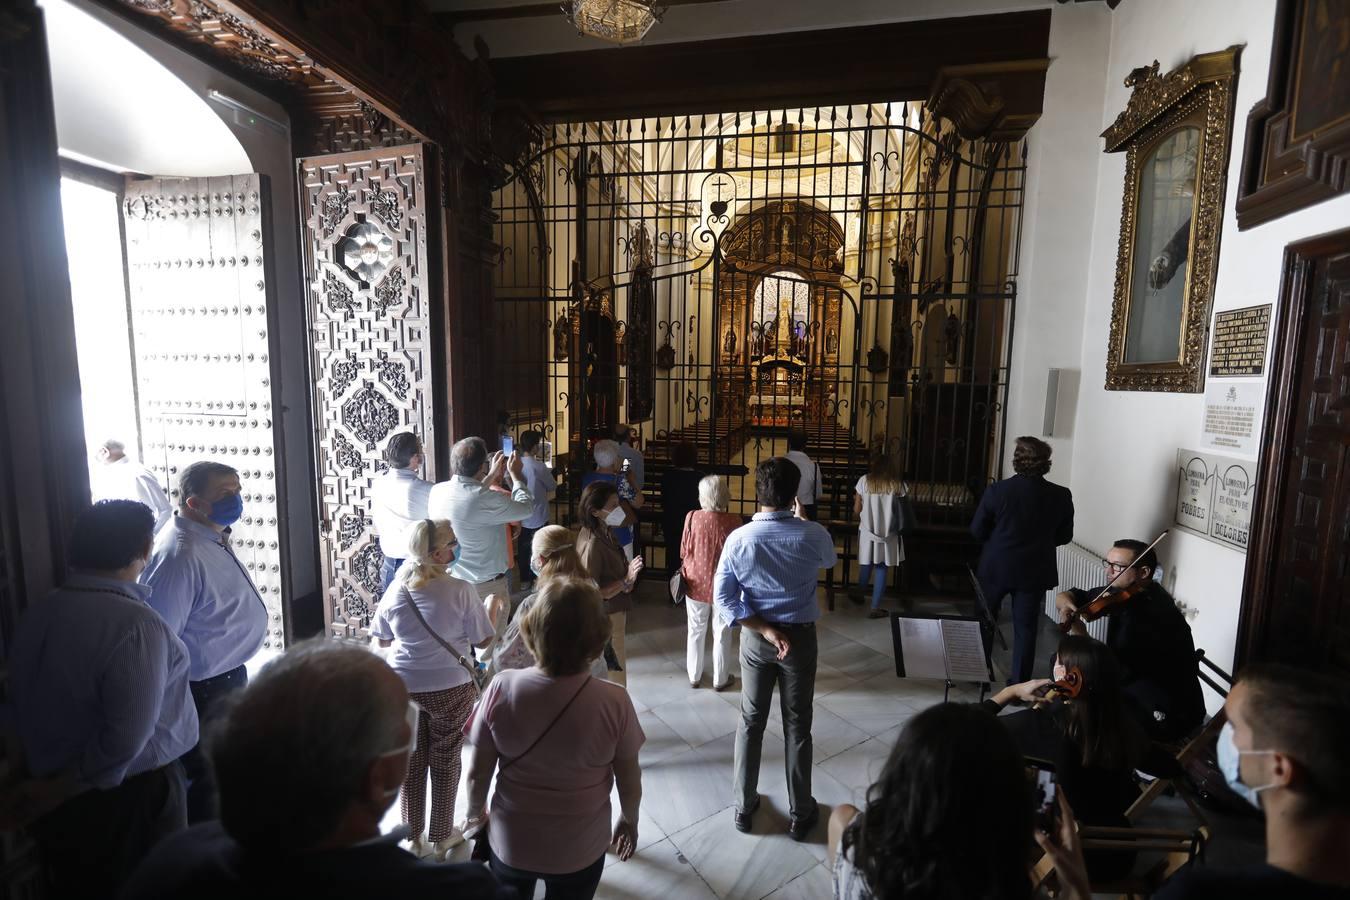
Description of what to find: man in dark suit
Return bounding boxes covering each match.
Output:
[971,436,1074,682]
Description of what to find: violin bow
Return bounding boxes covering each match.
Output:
[1076,528,1170,614]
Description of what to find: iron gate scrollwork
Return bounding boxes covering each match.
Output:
[491,107,1025,581]
[299,144,435,637]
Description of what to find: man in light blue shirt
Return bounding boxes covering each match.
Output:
[8,500,196,898]
[428,437,533,603]
[142,460,267,822]
[370,432,434,590]
[515,429,556,589]
[715,457,837,842]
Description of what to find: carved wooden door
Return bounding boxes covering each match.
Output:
[1242,231,1350,676]
[122,175,288,652]
[298,145,435,637]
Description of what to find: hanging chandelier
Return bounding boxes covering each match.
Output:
[561,0,668,46]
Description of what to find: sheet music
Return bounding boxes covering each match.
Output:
[940,619,990,683]
[897,618,947,680]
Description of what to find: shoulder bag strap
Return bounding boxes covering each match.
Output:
[398,584,481,692]
[499,677,592,771]
[815,461,823,500]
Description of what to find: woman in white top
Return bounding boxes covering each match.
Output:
[370,519,497,860]
[853,452,906,618]
[490,524,587,676]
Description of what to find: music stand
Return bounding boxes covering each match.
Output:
[889,610,995,702]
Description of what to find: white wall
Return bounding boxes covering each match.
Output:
[1015,0,1350,699]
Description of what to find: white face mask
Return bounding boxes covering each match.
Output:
[1217,721,1276,810]
[604,505,627,528]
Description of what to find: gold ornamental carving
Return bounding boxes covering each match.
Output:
[1103,46,1241,393]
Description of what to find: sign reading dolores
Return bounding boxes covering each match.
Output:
[1174,448,1256,552]
[1209,304,1271,377]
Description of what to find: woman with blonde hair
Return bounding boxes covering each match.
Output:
[465,577,645,900]
[490,524,586,675]
[854,452,907,618]
[369,519,498,859]
[678,474,743,689]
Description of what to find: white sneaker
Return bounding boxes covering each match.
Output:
[406,836,436,859]
[433,827,466,860]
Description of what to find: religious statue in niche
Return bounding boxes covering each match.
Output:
[826,328,838,355]
[723,327,736,357]
[554,315,570,361]
[944,312,962,365]
[890,212,916,294]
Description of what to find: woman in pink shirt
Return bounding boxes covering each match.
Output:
[679,475,743,690]
[463,577,644,899]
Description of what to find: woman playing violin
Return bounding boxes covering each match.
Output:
[980,636,1154,880]
[1055,539,1204,743]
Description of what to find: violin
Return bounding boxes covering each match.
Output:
[1031,664,1085,707]
[1059,529,1169,634]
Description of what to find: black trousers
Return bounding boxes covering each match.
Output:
[517,526,539,585]
[183,664,248,822]
[979,581,1044,683]
[32,762,185,900]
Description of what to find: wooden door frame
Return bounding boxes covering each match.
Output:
[1236,225,1350,667]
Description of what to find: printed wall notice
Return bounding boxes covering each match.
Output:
[1174,449,1256,552]
[1210,304,1271,377]
[1201,381,1263,454]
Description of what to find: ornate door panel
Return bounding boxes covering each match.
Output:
[298,145,434,637]
[122,174,287,651]
[1243,235,1350,676]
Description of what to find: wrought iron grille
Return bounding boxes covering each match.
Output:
[491,105,1025,585]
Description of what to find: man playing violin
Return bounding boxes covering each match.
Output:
[1054,539,1204,742]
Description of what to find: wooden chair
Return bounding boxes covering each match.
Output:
[1126,650,1235,825]
[1033,824,1210,899]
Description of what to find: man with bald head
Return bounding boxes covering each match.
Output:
[121,641,514,898]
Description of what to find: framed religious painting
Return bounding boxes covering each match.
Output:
[1102,47,1241,393]
[1236,0,1350,229]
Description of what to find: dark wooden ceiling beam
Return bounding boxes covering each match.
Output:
[437,0,730,28]
[489,9,1052,135]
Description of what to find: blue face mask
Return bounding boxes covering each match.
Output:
[1217,721,1275,810]
[530,559,543,578]
[208,492,244,527]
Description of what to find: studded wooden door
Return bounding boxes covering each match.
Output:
[298,145,435,638]
[122,174,288,651]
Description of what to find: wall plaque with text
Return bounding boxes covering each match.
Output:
[1174,448,1257,552]
[1210,304,1271,377]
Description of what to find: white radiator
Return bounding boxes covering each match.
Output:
[1048,542,1110,642]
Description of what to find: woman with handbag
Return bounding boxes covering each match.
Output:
[678,475,743,690]
[853,452,908,618]
[370,519,498,860]
[463,577,645,900]
[575,482,643,688]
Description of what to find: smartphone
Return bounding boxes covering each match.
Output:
[1029,764,1058,832]
[501,435,514,454]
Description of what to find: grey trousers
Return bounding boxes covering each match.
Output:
[733,624,817,819]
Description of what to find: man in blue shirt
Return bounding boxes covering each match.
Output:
[142,460,267,822]
[715,457,837,841]
[6,500,197,899]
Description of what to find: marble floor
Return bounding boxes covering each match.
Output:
[390,582,989,899]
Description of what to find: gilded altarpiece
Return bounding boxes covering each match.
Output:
[299,145,434,638]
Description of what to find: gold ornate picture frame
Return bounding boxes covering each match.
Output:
[1103,47,1241,392]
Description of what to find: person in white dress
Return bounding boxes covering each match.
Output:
[853,452,906,618]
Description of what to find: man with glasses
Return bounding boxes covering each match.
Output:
[1055,539,1204,741]
[121,641,513,898]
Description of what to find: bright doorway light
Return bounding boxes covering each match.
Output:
[60,176,139,493]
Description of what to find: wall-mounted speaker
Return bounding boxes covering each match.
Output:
[1043,368,1061,436]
